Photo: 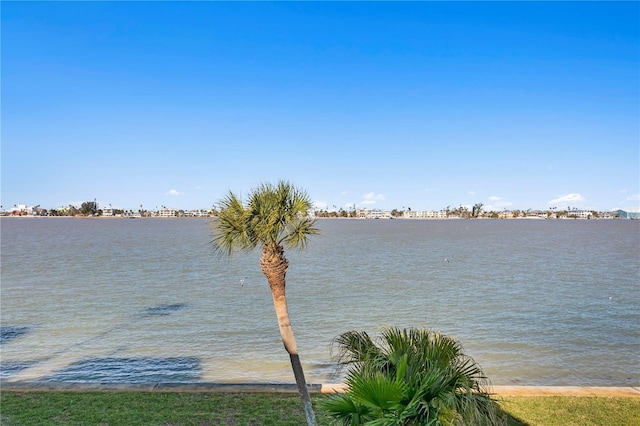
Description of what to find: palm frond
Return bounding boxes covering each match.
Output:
[211,181,318,256]
[282,216,320,250]
[327,326,506,426]
[249,180,318,248]
[347,372,406,413]
[321,393,373,426]
[331,331,386,372]
[211,191,255,255]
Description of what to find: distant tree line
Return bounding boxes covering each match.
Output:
[314,207,357,218]
[15,200,618,219]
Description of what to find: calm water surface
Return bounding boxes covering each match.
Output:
[1,218,638,386]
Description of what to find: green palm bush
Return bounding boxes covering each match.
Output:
[322,327,506,426]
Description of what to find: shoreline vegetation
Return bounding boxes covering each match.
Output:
[3,201,638,219]
[1,390,639,426]
[1,214,637,220]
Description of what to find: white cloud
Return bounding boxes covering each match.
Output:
[166,189,184,196]
[341,191,348,195]
[468,191,476,196]
[485,202,513,211]
[621,194,640,213]
[482,195,512,211]
[313,200,328,210]
[548,193,585,205]
[361,192,385,205]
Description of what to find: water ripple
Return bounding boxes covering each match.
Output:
[44,357,202,383]
[0,326,31,344]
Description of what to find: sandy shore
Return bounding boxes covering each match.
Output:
[2,382,639,397]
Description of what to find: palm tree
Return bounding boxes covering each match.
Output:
[472,203,484,218]
[322,327,505,425]
[211,180,319,425]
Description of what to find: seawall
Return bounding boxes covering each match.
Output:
[2,382,639,397]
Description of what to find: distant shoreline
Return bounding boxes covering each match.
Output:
[1,215,636,221]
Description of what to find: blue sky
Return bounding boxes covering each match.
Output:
[2,1,639,212]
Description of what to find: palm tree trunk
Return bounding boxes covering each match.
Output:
[271,292,297,354]
[261,244,316,426]
[290,353,316,426]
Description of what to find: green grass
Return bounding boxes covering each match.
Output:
[0,392,328,426]
[499,395,640,426]
[1,391,639,425]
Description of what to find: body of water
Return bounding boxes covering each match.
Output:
[1,217,638,386]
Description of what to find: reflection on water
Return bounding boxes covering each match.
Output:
[0,326,31,344]
[143,303,189,316]
[0,361,38,379]
[1,218,639,386]
[44,357,201,383]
